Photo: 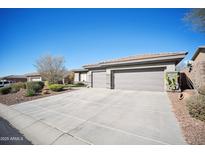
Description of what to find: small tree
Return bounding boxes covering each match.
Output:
[64,72,74,84]
[35,54,66,84]
[183,8,205,33]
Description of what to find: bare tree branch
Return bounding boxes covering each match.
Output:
[183,8,205,33]
[34,54,67,83]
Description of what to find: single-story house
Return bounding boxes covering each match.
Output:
[0,75,27,83]
[25,72,42,82]
[73,52,187,92]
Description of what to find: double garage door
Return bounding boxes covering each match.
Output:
[92,67,165,91]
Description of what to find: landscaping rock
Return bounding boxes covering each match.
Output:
[168,90,205,144]
[0,88,72,106]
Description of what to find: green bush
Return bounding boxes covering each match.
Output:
[187,94,205,122]
[0,87,11,95]
[75,82,86,87]
[11,82,26,93]
[35,81,44,90]
[48,84,64,92]
[66,82,86,87]
[26,89,35,97]
[26,81,44,93]
[198,85,205,95]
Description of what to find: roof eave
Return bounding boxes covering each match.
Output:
[71,69,88,73]
[191,46,205,61]
[84,53,187,69]
[1,75,27,79]
[26,75,41,77]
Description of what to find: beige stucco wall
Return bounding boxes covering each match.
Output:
[74,73,80,83]
[80,73,87,82]
[74,72,89,83]
[186,62,205,89]
[185,51,205,89]
[27,76,42,82]
[194,52,205,63]
[191,52,205,89]
[86,71,92,87]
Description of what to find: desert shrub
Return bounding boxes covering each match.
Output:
[65,82,86,88]
[165,72,179,91]
[48,84,64,92]
[25,81,44,97]
[26,89,35,97]
[0,87,11,95]
[187,94,205,122]
[11,82,26,93]
[198,85,205,95]
[35,81,44,90]
[26,81,44,93]
[26,81,44,96]
[75,82,86,87]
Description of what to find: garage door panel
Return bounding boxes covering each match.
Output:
[92,71,106,88]
[114,68,164,91]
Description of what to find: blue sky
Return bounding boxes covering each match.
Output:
[0,8,204,76]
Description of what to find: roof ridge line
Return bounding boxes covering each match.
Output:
[83,51,187,67]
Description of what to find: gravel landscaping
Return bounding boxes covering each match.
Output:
[168,90,205,145]
[0,88,74,106]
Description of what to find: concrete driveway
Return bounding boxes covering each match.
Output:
[0,88,186,144]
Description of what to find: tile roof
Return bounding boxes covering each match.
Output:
[2,75,27,79]
[84,51,187,68]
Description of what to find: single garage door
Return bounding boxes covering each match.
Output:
[113,67,165,91]
[92,71,106,88]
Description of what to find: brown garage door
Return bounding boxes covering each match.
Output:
[92,71,106,88]
[113,67,165,91]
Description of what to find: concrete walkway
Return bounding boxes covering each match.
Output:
[0,88,186,145]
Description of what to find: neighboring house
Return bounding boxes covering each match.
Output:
[184,46,205,89]
[25,72,42,82]
[0,75,27,83]
[73,52,187,92]
[73,69,88,83]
